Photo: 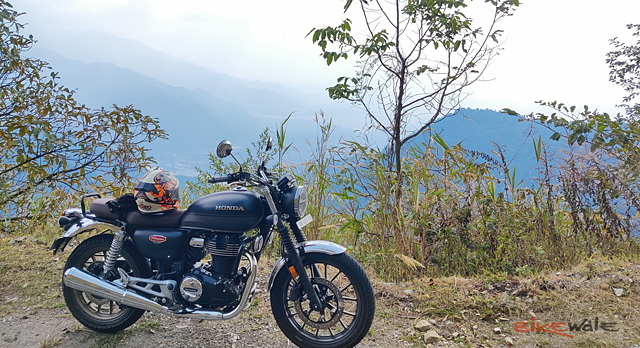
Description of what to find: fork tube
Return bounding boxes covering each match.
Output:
[276,219,322,311]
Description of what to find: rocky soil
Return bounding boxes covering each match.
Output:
[1,280,417,348]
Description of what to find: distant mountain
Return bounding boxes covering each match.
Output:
[29,48,263,173]
[431,108,562,185]
[27,30,362,125]
[28,45,361,175]
[27,35,559,184]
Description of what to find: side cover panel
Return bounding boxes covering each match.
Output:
[131,229,187,261]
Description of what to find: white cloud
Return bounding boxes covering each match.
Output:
[16,0,640,114]
[466,0,639,113]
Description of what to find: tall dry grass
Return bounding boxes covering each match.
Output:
[295,116,640,281]
[13,115,638,283]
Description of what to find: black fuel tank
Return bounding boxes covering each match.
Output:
[180,190,265,233]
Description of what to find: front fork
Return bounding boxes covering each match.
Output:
[276,218,323,311]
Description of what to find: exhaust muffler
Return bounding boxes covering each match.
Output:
[63,267,169,313]
[63,251,257,321]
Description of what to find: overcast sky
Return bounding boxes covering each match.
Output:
[16,0,640,115]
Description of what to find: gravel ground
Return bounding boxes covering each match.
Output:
[0,277,416,348]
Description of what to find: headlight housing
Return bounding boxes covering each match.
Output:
[282,185,308,218]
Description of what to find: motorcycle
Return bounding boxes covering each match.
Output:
[51,138,375,348]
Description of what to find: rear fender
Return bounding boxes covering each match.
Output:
[51,218,120,254]
[267,240,347,291]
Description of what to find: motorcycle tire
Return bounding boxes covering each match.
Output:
[270,252,375,348]
[62,234,152,333]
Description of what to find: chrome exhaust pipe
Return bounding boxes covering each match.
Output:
[63,251,258,321]
[63,267,169,313]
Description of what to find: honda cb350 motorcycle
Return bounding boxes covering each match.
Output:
[51,138,375,348]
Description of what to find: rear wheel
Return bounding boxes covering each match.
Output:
[270,253,375,348]
[62,234,151,333]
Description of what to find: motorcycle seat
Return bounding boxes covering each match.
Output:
[126,209,185,228]
[89,197,185,228]
[89,197,120,219]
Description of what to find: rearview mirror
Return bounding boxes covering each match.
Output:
[216,140,233,158]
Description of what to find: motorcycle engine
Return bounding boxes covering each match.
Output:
[179,233,248,308]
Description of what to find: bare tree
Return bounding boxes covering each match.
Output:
[310,0,518,203]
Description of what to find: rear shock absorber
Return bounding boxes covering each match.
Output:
[101,227,126,278]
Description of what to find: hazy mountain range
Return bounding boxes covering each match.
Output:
[28,33,557,184]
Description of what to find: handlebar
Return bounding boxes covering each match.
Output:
[207,176,231,184]
[207,172,255,184]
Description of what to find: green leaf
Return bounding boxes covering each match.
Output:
[343,0,354,12]
[432,133,450,150]
[501,108,519,116]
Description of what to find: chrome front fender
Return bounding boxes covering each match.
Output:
[267,240,347,291]
[51,217,120,254]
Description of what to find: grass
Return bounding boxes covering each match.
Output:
[90,331,127,348]
[405,255,640,347]
[39,334,63,348]
[291,116,640,282]
[0,231,67,314]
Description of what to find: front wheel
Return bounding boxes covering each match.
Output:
[270,253,375,348]
[62,234,151,333]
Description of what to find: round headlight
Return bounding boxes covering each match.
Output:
[294,186,308,218]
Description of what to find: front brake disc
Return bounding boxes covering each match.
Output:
[293,277,345,330]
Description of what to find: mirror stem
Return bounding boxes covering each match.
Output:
[229,153,242,172]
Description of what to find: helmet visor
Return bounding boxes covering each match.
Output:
[134,182,157,192]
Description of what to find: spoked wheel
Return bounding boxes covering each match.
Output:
[270,253,375,348]
[62,234,151,333]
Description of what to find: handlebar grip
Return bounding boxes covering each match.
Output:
[208,176,230,184]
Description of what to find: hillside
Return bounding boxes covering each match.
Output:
[433,108,561,185]
[1,235,639,348]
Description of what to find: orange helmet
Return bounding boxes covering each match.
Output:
[134,169,180,214]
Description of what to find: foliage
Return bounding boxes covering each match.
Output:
[501,23,640,246]
[293,116,639,281]
[308,0,520,258]
[306,19,640,276]
[607,24,640,106]
[0,1,165,220]
[182,128,284,206]
[176,17,640,282]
